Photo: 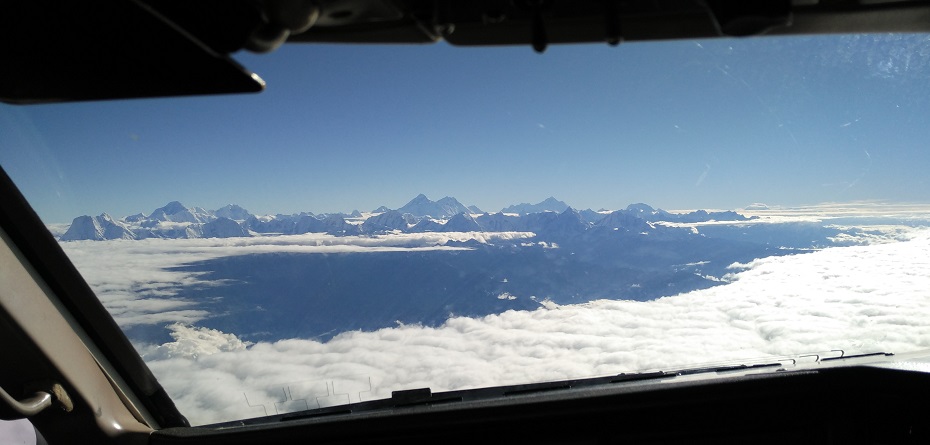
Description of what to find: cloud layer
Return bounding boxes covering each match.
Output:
[60,232,533,327]
[134,230,930,425]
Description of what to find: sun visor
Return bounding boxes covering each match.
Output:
[0,0,264,104]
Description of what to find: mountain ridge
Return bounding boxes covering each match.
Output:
[57,196,755,241]
[501,197,570,214]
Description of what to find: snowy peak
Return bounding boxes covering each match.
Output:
[442,212,482,232]
[214,204,251,221]
[56,199,753,242]
[151,201,187,218]
[201,217,249,238]
[149,201,213,224]
[620,204,751,224]
[321,214,361,236]
[60,202,255,241]
[474,212,521,232]
[594,210,652,233]
[60,213,135,241]
[518,207,588,237]
[501,197,570,214]
[124,212,147,223]
[60,215,102,241]
[625,203,657,215]
[397,194,470,218]
[362,210,412,233]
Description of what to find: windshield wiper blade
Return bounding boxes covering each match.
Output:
[610,371,670,383]
[820,352,894,362]
[675,362,784,376]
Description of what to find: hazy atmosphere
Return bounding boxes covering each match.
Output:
[3,35,930,222]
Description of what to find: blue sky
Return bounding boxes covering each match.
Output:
[2,34,930,223]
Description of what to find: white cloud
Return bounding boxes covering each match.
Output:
[138,230,930,425]
[58,208,930,424]
[657,202,930,245]
[142,324,251,360]
[60,232,534,327]
[737,201,930,222]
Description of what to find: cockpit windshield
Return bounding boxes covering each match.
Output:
[2,34,929,425]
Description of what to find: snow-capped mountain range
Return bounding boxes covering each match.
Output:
[501,197,569,214]
[58,195,753,241]
[60,195,880,346]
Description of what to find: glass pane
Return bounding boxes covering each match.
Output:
[2,34,929,426]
